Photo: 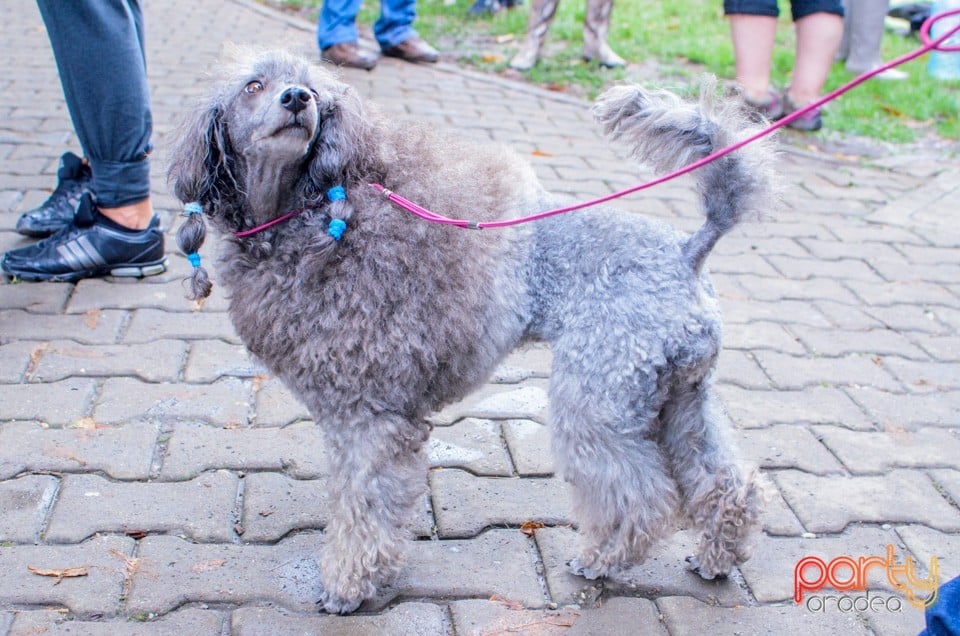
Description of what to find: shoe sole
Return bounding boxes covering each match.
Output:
[3,258,168,283]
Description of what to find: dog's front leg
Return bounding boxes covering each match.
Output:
[316,411,429,614]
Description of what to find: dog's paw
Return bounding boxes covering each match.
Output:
[567,558,606,581]
[317,590,363,615]
[685,554,729,581]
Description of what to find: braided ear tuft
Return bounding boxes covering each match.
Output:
[176,204,213,300]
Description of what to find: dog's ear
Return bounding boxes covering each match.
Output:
[168,100,237,209]
[167,100,234,302]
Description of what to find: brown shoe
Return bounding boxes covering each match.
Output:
[381,36,439,64]
[321,42,378,70]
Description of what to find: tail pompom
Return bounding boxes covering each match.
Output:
[176,208,213,301]
[593,77,779,270]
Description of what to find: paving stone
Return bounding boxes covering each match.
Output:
[567,596,667,635]
[93,377,251,426]
[895,524,960,587]
[753,351,902,391]
[428,418,513,476]
[0,340,33,382]
[0,421,157,481]
[231,603,449,636]
[722,320,807,355]
[863,602,928,636]
[733,273,860,304]
[913,334,960,362]
[387,530,544,609]
[45,471,238,543]
[0,308,125,344]
[791,325,928,359]
[7,609,225,635]
[813,300,887,331]
[861,304,953,335]
[160,421,329,480]
[774,469,960,533]
[755,472,805,536]
[717,385,874,430]
[491,341,552,383]
[66,279,231,314]
[535,527,750,607]
[884,357,960,392]
[0,379,97,426]
[430,469,572,538]
[930,469,960,506]
[0,475,58,543]
[657,595,871,635]
[184,339,263,382]
[716,350,772,389]
[847,386,960,429]
[815,426,960,474]
[736,424,843,475]
[125,533,325,614]
[843,279,959,308]
[720,298,832,328]
[0,281,71,312]
[122,308,240,344]
[128,530,542,614]
[739,527,907,602]
[450,599,581,636]
[431,381,549,425]
[252,375,312,426]
[0,535,134,616]
[503,419,555,475]
[29,340,188,383]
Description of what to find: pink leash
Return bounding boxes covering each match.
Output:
[371,9,960,230]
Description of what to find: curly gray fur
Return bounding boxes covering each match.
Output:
[167,50,771,614]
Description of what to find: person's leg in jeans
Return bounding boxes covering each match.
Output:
[37,0,155,228]
[374,0,417,49]
[318,0,362,49]
[2,0,165,281]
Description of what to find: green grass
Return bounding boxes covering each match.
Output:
[277,0,959,142]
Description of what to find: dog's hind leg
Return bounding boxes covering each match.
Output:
[316,412,429,614]
[549,348,679,580]
[659,377,762,580]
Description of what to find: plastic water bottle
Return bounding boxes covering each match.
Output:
[928,0,960,80]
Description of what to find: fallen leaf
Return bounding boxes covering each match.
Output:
[124,530,148,540]
[520,521,545,537]
[27,565,90,584]
[489,594,525,610]
[83,309,102,329]
[531,150,553,158]
[190,559,226,573]
[493,34,515,44]
[481,54,505,64]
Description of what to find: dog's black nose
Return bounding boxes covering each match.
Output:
[280,87,312,114]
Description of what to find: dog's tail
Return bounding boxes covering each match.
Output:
[593,77,778,273]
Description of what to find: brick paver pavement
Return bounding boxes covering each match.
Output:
[1,0,958,634]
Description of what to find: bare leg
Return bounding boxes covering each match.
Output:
[728,14,778,102]
[100,198,153,230]
[789,11,843,105]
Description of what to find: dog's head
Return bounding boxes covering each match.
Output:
[168,48,368,300]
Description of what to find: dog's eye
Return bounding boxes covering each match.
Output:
[244,81,264,94]
[309,89,320,100]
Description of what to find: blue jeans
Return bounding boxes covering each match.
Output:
[920,574,960,636]
[36,0,153,208]
[317,0,418,50]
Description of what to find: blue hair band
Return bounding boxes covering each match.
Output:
[184,201,203,216]
[327,186,346,202]
[187,252,202,268]
[327,219,347,241]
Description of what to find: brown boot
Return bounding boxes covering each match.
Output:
[381,36,439,63]
[509,0,560,70]
[583,0,625,67]
[321,42,379,70]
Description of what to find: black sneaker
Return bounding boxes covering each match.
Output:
[2,194,167,282]
[16,152,92,238]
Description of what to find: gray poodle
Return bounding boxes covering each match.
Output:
[169,49,773,614]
